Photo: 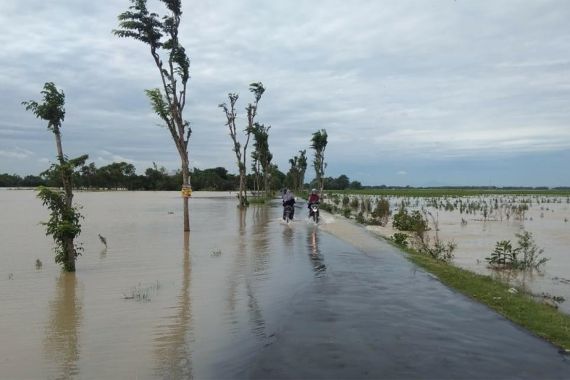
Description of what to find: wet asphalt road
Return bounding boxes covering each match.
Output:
[236,208,570,380]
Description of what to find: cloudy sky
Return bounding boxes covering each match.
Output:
[1,0,569,186]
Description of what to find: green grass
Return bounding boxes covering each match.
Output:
[331,188,570,197]
[248,196,268,204]
[391,241,570,350]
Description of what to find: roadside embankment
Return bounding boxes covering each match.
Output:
[319,211,570,351]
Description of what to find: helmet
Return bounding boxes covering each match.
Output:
[311,188,317,194]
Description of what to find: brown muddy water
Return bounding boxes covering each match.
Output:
[357,195,570,313]
[2,190,570,379]
[0,190,315,379]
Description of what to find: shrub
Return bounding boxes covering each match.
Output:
[486,230,548,270]
[421,240,456,262]
[371,198,390,225]
[392,207,428,238]
[350,197,360,209]
[320,203,333,213]
[392,232,408,247]
[516,230,548,269]
[361,197,372,214]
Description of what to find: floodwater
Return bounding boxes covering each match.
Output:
[361,196,570,314]
[1,190,569,379]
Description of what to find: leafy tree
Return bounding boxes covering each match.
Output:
[349,180,363,189]
[219,83,265,207]
[78,162,97,188]
[270,165,286,191]
[251,151,262,194]
[285,157,298,191]
[251,123,273,198]
[297,150,308,191]
[310,129,328,194]
[286,149,308,193]
[22,82,87,272]
[97,162,136,190]
[114,0,192,231]
[0,174,24,187]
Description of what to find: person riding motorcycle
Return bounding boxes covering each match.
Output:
[308,189,320,218]
[282,188,295,220]
[308,188,320,208]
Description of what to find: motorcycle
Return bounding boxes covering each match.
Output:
[283,204,294,223]
[309,203,319,223]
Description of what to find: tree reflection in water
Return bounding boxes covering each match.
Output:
[226,206,269,339]
[44,272,82,379]
[153,231,193,378]
[309,226,326,275]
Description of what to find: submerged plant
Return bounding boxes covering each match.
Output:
[486,230,548,270]
[123,281,160,302]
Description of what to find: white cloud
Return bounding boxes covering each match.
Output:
[0,147,35,159]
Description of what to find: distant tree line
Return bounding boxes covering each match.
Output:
[1,163,365,192]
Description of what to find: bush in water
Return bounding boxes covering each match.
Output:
[486,230,548,270]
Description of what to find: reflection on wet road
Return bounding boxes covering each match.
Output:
[0,192,568,379]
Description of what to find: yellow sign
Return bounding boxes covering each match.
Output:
[181,186,192,198]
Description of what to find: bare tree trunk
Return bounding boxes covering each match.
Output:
[241,151,248,206]
[63,237,76,272]
[181,157,191,231]
[264,169,270,199]
[239,167,247,207]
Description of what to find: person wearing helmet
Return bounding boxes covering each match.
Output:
[282,188,295,220]
[308,188,320,210]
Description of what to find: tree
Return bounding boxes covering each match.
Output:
[286,149,307,193]
[114,0,192,231]
[336,174,350,190]
[349,180,363,190]
[219,83,265,207]
[22,82,87,272]
[97,162,136,189]
[251,150,262,194]
[310,129,328,194]
[297,150,308,192]
[251,123,272,198]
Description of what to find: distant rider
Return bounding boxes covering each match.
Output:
[282,188,295,220]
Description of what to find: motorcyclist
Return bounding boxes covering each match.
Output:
[282,188,295,220]
[308,188,320,208]
[307,188,320,219]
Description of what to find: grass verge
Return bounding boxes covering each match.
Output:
[390,240,570,351]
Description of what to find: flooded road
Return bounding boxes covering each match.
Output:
[1,190,569,379]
